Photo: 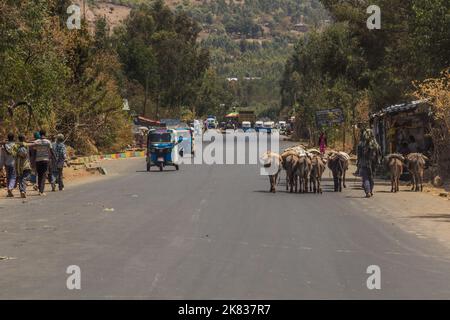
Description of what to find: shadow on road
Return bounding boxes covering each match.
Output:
[135,170,178,173]
[408,214,450,222]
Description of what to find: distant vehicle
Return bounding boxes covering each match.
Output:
[227,121,236,129]
[146,129,183,171]
[242,121,252,132]
[278,121,287,134]
[277,121,286,129]
[263,121,274,128]
[254,121,264,132]
[206,117,218,129]
[260,121,274,134]
[238,110,256,125]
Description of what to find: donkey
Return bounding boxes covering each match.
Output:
[261,151,283,193]
[281,150,300,190]
[284,154,300,193]
[310,155,325,194]
[327,152,349,192]
[296,155,312,193]
[385,154,404,193]
[406,153,428,192]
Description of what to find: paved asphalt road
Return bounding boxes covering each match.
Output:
[1,138,450,299]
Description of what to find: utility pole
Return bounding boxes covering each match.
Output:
[293,92,297,116]
[342,122,346,151]
[143,74,149,117]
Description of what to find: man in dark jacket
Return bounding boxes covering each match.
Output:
[357,129,381,198]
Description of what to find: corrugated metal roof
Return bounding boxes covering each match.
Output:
[371,100,428,118]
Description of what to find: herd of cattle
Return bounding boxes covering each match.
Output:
[261,144,429,194]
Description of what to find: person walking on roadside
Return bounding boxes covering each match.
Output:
[15,134,32,198]
[318,131,327,155]
[33,129,54,196]
[29,131,40,191]
[47,135,57,192]
[2,133,17,197]
[53,134,67,191]
[357,128,381,198]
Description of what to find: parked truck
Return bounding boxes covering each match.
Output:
[238,110,256,126]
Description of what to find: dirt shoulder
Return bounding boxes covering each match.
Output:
[0,156,146,199]
[0,165,101,198]
[345,164,450,251]
[285,141,450,250]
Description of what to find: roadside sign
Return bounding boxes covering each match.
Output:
[122,99,130,111]
[315,108,344,127]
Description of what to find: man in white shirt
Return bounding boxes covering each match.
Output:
[32,129,55,196]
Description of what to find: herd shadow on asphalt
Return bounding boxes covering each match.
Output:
[135,169,178,173]
[254,179,366,197]
[254,179,414,200]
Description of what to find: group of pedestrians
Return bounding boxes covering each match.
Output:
[0,129,67,198]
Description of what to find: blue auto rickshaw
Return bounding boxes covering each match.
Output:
[146,129,183,172]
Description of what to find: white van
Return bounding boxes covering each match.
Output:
[263,121,274,128]
[242,121,251,129]
[255,121,263,132]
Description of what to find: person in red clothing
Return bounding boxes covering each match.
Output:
[319,131,327,155]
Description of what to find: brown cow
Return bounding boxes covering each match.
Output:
[406,153,428,192]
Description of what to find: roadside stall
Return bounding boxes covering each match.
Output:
[224,112,239,129]
[370,100,433,157]
[134,116,161,128]
[133,116,162,148]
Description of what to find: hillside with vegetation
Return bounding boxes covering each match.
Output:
[2,0,448,166]
[83,0,330,117]
[0,0,209,154]
[280,0,449,156]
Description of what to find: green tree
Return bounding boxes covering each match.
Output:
[115,1,210,117]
